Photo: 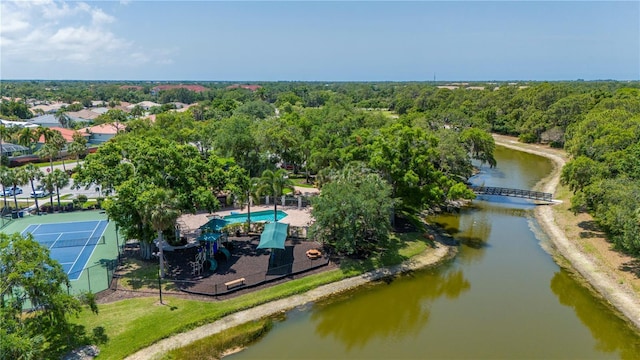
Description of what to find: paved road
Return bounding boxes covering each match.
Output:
[5,161,102,201]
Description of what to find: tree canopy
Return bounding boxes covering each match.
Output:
[311,165,393,257]
[0,232,98,359]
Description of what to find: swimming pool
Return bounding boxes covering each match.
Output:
[224,210,287,223]
[200,210,288,233]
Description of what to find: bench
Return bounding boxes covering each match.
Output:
[224,278,246,289]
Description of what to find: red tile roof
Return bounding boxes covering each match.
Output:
[79,122,126,135]
[37,127,89,143]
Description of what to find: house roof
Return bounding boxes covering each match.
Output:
[128,101,161,109]
[29,114,58,125]
[37,127,89,143]
[1,119,34,127]
[91,107,109,114]
[176,103,197,113]
[67,109,101,120]
[91,100,107,107]
[79,122,126,135]
[29,102,68,114]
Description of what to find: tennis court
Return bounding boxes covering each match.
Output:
[22,220,109,280]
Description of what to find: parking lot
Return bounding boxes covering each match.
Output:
[2,163,101,203]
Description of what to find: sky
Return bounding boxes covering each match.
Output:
[1,1,638,81]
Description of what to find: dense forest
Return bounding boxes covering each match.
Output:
[1,80,639,255]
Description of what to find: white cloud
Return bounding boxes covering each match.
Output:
[0,0,173,78]
[91,8,115,25]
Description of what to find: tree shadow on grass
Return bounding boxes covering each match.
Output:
[116,258,159,290]
[48,323,109,359]
[578,220,606,239]
[619,259,640,278]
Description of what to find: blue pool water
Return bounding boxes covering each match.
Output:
[225,210,287,223]
[200,210,288,233]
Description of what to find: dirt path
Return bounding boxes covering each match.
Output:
[125,242,456,360]
[493,135,640,330]
[126,136,640,359]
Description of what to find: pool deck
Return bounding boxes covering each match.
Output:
[177,204,314,239]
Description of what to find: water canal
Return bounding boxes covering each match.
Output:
[228,146,640,359]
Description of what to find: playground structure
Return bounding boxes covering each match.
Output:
[189,217,232,276]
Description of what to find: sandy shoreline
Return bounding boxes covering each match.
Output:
[493,134,640,330]
[126,135,640,359]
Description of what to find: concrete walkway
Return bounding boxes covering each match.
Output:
[125,242,456,360]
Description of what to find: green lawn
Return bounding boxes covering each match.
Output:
[161,318,273,360]
[71,233,432,359]
[291,178,316,188]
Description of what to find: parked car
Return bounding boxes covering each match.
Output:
[2,187,22,196]
[30,190,50,198]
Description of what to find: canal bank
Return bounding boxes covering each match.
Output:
[127,136,640,360]
[493,134,640,331]
[125,237,457,360]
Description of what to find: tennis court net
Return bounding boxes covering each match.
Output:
[38,235,106,249]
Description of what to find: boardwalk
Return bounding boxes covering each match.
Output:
[470,186,554,202]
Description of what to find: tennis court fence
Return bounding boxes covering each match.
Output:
[63,242,124,296]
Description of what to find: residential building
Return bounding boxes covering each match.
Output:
[78,122,125,144]
[28,114,59,127]
[127,101,161,111]
[36,127,90,148]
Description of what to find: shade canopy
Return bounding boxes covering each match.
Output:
[198,232,221,242]
[257,222,289,250]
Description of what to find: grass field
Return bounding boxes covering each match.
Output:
[291,178,316,188]
[161,318,274,360]
[70,232,431,359]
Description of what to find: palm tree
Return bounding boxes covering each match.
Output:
[55,108,71,128]
[228,169,260,233]
[0,166,12,210]
[37,143,60,173]
[51,169,69,211]
[36,128,65,172]
[50,131,68,172]
[16,127,39,153]
[67,132,88,166]
[41,172,56,209]
[20,164,43,214]
[0,125,10,165]
[257,168,295,222]
[10,167,26,210]
[137,187,181,279]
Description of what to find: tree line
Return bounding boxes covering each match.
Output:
[3,80,639,357]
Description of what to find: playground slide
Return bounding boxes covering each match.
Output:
[208,258,218,272]
[219,247,231,261]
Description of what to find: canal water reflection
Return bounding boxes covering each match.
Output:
[228,147,640,359]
